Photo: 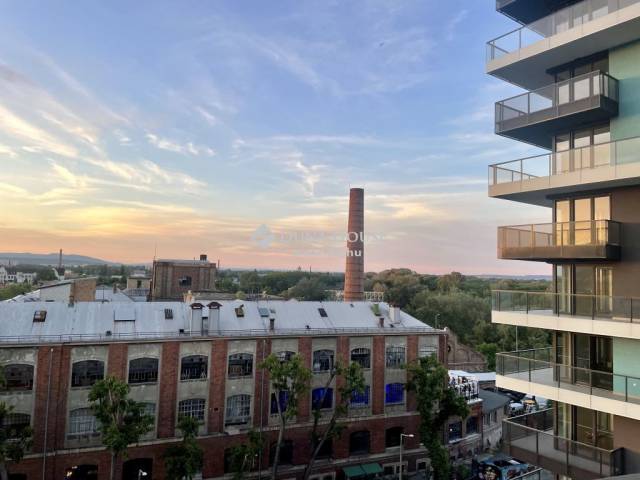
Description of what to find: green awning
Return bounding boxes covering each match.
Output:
[343,466,366,478]
[361,463,383,475]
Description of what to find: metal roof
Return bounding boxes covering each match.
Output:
[0,300,438,344]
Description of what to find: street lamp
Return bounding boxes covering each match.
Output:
[137,469,148,480]
[399,433,414,480]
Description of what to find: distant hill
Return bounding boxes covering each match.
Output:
[0,252,114,266]
[476,274,552,281]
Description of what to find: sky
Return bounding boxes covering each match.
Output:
[0,0,551,275]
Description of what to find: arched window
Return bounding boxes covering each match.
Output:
[2,364,34,391]
[2,413,30,438]
[270,390,290,415]
[228,353,253,378]
[71,360,104,388]
[225,394,251,426]
[128,357,159,384]
[385,383,405,405]
[349,430,370,455]
[312,350,334,373]
[64,465,98,480]
[350,386,370,408]
[277,351,296,362]
[69,408,99,436]
[180,355,208,380]
[312,387,333,410]
[178,398,206,421]
[385,346,405,368]
[385,426,403,448]
[269,439,294,466]
[350,348,371,369]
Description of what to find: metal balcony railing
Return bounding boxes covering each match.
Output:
[496,348,640,404]
[503,409,624,479]
[487,0,640,61]
[495,71,618,135]
[488,135,640,187]
[497,220,621,260]
[492,289,640,322]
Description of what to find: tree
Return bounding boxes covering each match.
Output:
[163,416,203,480]
[286,277,328,301]
[259,353,311,479]
[0,284,32,301]
[227,430,263,480]
[407,355,470,480]
[303,362,365,480]
[89,376,154,480]
[0,369,32,480]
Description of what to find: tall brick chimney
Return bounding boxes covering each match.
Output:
[344,188,364,302]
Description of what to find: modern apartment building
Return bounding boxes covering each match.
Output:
[487,1,640,478]
[0,300,445,480]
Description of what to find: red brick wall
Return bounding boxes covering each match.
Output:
[439,333,447,365]
[107,343,128,379]
[253,338,271,428]
[157,342,179,437]
[371,336,385,415]
[209,339,227,433]
[406,335,418,412]
[297,337,312,422]
[335,336,349,407]
[32,346,62,453]
[53,346,72,449]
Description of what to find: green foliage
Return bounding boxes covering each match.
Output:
[259,353,311,479]
[285,277,328,301]
[407,356,470,480]
[89,376,154,480]
[227,430,263,480]
[0,284,32,301]
[163,416,203,480]
[477,343,498,370]
[304,362,365,480]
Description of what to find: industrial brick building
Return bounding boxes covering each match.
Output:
[149,255,217,301]
[0,300,453,480]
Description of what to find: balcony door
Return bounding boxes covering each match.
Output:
[553,195,610,248]
[573,406,613,450]
[552,124,611,173]
[572,334,613,390]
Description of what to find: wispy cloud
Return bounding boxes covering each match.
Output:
[145,132,215,157]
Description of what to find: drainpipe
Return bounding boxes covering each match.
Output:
[257,338,267,480]
[41,347,54,480]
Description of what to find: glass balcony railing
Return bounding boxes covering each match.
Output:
[487,0,640,61]
[488,136,640,187]
[495,71,618,137]
[496,348,640,405]
[497,220,621,260]
[503,409,624,479]
[492,289,640,322]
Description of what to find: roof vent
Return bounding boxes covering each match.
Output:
[105,330,112,336]
[164,308,174,320]
[258,307,270,317]
[179,328,185,335]
[33,310,47,322]
[269,318,275,331]
[318,308,328,318]
[235,305,245,317]
[379,317,384,328]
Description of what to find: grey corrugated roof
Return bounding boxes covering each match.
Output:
[479,388,511,412]
[0,300,437,343]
